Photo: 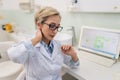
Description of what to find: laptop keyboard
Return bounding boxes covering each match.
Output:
[78,50,116,67]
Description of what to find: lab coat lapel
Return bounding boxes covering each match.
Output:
[52,41,61,59]
[40,46,52,60]
[35,42,52,60]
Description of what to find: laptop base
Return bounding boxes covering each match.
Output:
[78,50,117,67]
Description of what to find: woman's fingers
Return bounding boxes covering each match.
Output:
[61,45,71,50]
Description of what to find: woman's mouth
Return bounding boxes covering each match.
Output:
[50,35,55,38]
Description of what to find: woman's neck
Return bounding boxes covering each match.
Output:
[42,38,50,45]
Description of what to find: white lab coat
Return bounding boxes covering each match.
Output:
[7,40,79,80]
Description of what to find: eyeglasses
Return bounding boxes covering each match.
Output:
[43,22,63,32]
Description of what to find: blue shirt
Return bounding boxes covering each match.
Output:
[7,40,80,80]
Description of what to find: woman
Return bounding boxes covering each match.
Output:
[7,6,79,80]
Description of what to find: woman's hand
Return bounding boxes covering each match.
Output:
[31,29,42,46]
[61,45,79,62]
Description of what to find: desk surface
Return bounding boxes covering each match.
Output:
[63,50,120,80]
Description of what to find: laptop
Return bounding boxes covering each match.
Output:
[78,26,120,67]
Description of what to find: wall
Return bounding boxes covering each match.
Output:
[0,0,120,43]
[0,10,35,34]
[61,12,120,40]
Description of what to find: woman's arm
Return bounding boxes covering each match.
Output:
[61,45,80,68]
[7,40,34,64]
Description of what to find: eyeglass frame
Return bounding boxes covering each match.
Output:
[43,22,63,32]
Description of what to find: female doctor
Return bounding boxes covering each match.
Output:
[7,6,79,80]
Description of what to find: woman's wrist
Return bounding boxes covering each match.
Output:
[71,53,79,62]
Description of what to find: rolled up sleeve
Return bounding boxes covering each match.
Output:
[63,55,80,69]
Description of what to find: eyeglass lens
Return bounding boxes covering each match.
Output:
[44,23,63,32]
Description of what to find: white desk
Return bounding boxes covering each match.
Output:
[63,50,120,80]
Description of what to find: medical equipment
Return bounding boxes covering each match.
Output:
[78,26,120,67]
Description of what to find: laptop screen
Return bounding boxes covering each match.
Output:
[78,26,120,59]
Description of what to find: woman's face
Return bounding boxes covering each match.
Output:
[39,15,61,43]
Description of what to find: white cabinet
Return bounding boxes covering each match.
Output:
[68,0,120,12]
[19,0,34,12]
[0,0,34,12]
[0,0,20,10]
[1,0,120,12]
[35,0,68,12]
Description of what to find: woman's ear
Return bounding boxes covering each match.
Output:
[37,23,42,30]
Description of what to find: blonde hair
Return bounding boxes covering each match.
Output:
[34,6,61,26]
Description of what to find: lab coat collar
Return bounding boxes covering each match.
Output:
[35,40,53,60]
[37,40,61,60]
[34,42,50,59]
[35,42,41,48]
[34,40,54,48]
